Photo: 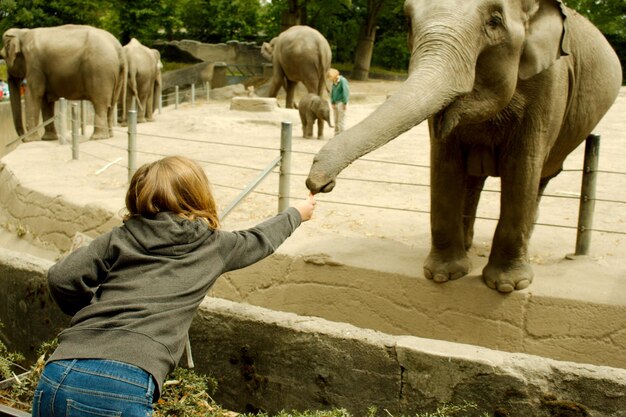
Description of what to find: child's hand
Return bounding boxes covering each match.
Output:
[294,193,316,222]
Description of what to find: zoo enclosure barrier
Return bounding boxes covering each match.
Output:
[6,89,626,257]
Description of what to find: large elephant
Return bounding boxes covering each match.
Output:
[261,25,332,109]
[1,25,126,141]
[306,0,622,293]
[298,93,333,139]
[122,38,162,124]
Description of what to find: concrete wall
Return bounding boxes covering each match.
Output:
[0,160,624,371]
[156,40,264,66]
[0,248,624,416]
[0,101,21,158]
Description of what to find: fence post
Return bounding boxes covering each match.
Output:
[278,121,292,213]
[112,104,118,128]
[175,86,179,109]
[71,103,79,160]
[158,89,162,114]
[127,108,137,183]
[81,101,87,136]
[574,134,600,256]
[191,83,195,105]
[58,98,68,144]
[205,81,210,102]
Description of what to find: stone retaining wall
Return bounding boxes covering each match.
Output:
[0,248,624,416]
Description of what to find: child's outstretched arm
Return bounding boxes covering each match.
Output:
[293,193,316,221]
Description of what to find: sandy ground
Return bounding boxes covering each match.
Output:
[1,80,626,295]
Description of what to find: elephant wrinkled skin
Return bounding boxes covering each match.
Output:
[1,25,126,142]
[306,0,622,292]
[122,38,162,124]
[298,93,333,139]
[262,25,332,109]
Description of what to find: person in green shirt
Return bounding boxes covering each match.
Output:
[327,68,350,134]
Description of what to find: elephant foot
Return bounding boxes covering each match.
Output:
[90,131,111,141]
[41,132,58,141]
[23,134,42,143]
[423,253,471,283]
[482,262,533,293]
[317,135,324,140]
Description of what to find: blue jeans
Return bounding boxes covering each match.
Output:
[32,359,155,417]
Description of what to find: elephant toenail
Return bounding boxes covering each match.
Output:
[497,283,514,293]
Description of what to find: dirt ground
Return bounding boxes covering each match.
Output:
[2,79,626,294]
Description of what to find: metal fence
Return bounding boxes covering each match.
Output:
[6,84,626,256]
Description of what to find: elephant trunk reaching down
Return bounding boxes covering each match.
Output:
[306,48,475,194]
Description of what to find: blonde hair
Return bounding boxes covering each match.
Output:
[327,68,339,80]
[124,156,220,228]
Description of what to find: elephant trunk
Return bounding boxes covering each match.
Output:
[8,76,25,136]
[306,60,474,194]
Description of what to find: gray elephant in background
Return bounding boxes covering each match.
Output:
[306,0,622,293]
[261,25,332,109]
[1,25,126,141]
[298,93,333,139]
[122,38,162,124]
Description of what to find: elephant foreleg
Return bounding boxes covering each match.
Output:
[463,175,487,250]
[483,159,543,293]
[23,89,44,142]
[40,99,58,141]
[424,139,471,283]
[316,117,324,139]
[304,114,314,138]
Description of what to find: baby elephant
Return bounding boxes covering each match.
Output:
[299,93,333,139]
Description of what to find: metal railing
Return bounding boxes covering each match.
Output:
[6,86,626,258]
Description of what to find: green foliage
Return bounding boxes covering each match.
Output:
[153,367,220,416]
[0,333,57,411]
[0,0,105,34]
[180,0,262,44]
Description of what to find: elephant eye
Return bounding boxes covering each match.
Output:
[487,14,502,28]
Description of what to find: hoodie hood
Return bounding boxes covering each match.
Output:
[124,212,213,256]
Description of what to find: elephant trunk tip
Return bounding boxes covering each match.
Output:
[306,176,336,195]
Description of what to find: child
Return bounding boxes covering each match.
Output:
[327,68,350,134]
[32,155,316,417]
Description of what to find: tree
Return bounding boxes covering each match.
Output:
[0,0,107,34]
[180,0,261,43]
[351,0,399,80]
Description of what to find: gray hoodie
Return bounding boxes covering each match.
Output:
[47,208,302,397]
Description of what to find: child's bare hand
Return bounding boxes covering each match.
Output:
[294,193,316,221]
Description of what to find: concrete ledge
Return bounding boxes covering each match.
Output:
[230,97,278,112]
[1,250,624,416]
[0,249,67,360]
[0,156,624,370]
[195,298,626,415]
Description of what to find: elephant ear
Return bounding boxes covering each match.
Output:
[261,40,274,61]
[2,29,22,68]
[310,96,321,112]
[519,0,570,80]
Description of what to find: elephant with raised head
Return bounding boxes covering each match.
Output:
[298,93,333,139]
[1,25,126,142]
[122,38,162,124]
[306,0,622,293]
[261,25,332,109]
